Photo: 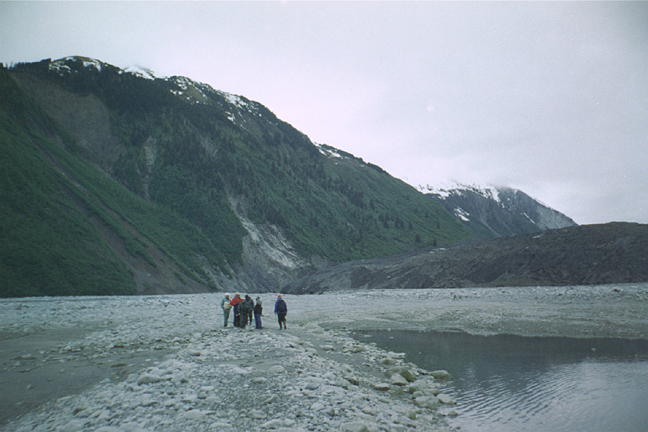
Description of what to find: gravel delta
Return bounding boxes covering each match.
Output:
[1,283,647,432]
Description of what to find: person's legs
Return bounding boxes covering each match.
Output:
[223,309,230,327]
[279,313,287,329]
[255,313,262,329]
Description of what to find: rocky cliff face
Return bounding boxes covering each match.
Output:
[423,184,577,238]
[283,222,648,293]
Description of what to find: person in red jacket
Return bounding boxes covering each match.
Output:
[230,293,243,327]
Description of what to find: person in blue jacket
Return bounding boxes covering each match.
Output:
[254,297,263,329]
[274,295,288,330]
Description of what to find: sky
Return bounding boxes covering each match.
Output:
[1,1,647,225]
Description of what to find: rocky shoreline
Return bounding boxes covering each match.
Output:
[2,283,646,431]
[3,325,458,432]
[1,295,460,432]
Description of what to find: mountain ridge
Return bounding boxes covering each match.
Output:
[4,56,640,298]
[421,183,577,238]
[1,56,472,297]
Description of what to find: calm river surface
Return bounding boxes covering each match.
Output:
[356,330,648,432]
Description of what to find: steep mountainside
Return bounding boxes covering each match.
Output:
[1,57,472,297]
[422,184,577,238]
[283,222,648,293]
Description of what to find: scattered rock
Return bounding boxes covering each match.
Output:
[261,419,284,429]
[310,402,325,411]
[250,409,268,419]
[304,381,321,390]
[414,395,439,409]
[137,373,162,385]
[437,394,457,405]
[372,383,391,391]
[390,373,409,386]
[182,409,206,420]
[264,394,279,404]
[386,366,416,382]
[362,406,377,416]
[340,421,369,432]
[431,370,452,380]
[343,374,360,385]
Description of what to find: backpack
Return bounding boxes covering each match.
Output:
[276,299,287,314]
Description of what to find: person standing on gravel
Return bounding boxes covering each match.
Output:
[274,295,288,329]
[239,295,254,329]
[246,296,254,326]
[254,297,263,329]
[220,293,232,327]
[238,295,249,329]
[231,293,243,327]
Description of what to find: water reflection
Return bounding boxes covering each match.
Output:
[355,331,648,432]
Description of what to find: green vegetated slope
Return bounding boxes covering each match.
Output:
[0,67,137,296]
[1,57,472,297]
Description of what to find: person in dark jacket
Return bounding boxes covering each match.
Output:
[239,295,254,329]
[247,297,254,325]
[274,295,287,330]
[254,297,263,329]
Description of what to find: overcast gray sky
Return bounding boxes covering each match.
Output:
[2,1,647,225]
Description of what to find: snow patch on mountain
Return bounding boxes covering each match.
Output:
[123,65,155,80]
[454,207,470,222]
[317,143,345,159]
[420,182,504,205]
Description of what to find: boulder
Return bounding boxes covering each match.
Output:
[437,393,457,405]
[261,419,284,429]
[340,421,369,432]
[386,366,416,382]
[137,373,162,385]
[250,409,268,419]
[408,379,429,393]
[390,374,409,386]
[373,382,391,391]
[431,370,451,380]
[414,395,439,409]
[304,381,321,390]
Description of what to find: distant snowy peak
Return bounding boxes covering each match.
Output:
[422,183,577,237]
[47,57,263,120]
[50,56,155,80]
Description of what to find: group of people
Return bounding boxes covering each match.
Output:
[220,293,288,330]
